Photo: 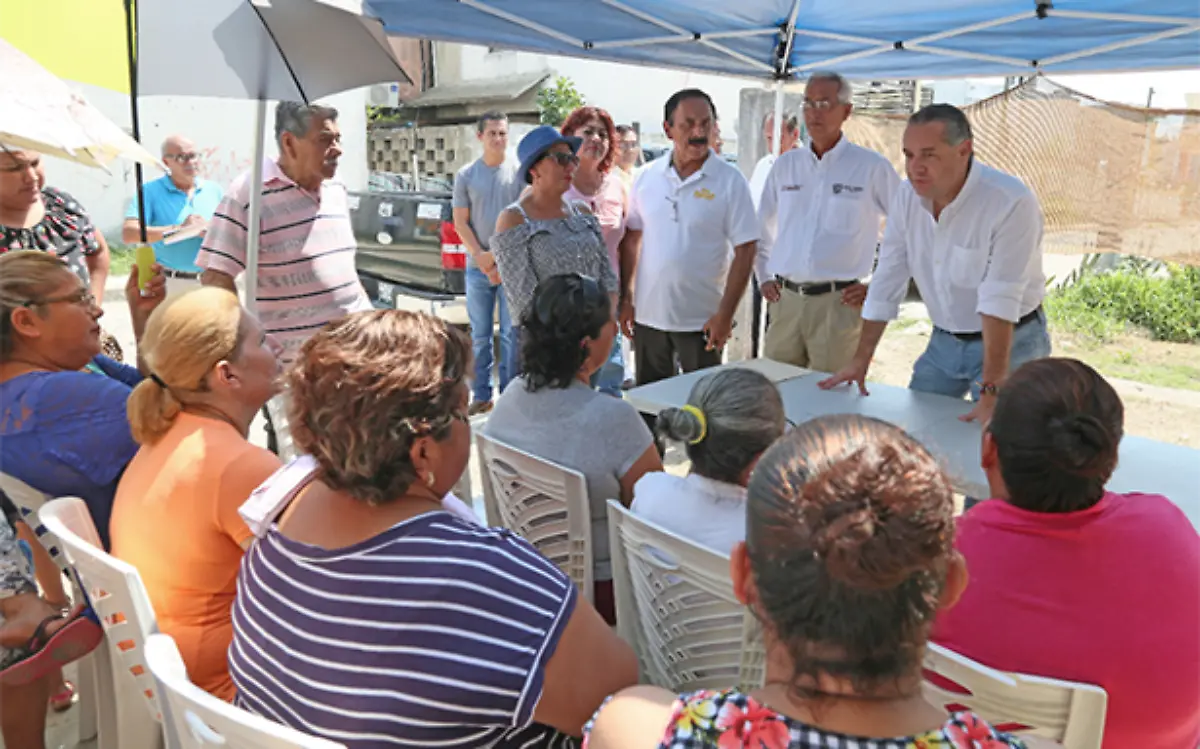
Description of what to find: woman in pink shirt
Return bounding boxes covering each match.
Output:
[933,357,1200,748]
[562,106,628,396]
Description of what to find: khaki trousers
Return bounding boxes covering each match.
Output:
[764,287,862,373]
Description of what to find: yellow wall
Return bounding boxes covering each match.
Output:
[1,0,131,93]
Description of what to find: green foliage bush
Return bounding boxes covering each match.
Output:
[1046,263,1200,344]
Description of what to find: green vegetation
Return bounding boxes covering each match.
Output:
[536,76,585,127]
[1045,261,1200,345]
[109,244,137,276]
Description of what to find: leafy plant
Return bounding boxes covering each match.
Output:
[536,76,585,126]
[1046,262,1200,344]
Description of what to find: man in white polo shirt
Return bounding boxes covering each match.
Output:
[758,71,899,373]
[619,88,759,385]
[821,104,1050,424]
[748,112,800,208]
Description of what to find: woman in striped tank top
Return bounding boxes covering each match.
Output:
[229,309,638,748]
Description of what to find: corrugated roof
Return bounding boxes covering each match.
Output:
[405,69,552,108]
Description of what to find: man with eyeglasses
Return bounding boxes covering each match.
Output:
[618,89,759,386]
[757,71,899,375]
[614,125,640,189]
[122,135,224,295]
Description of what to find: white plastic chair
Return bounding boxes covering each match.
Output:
[266,394,297,462]
[1,474,102,742]
[475,432,594,602]
[606,500,764,691]
[39,497,165,749]
[923,642,1107,748]
[145,633,345,749]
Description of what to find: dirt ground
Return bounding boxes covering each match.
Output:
[874,309,1200,449]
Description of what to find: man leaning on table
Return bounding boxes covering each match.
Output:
[758,71,899,374]
[821,103,1050,424]
[618,88,759,386]
[122,134,223,296]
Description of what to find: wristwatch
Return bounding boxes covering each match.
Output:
[977,381,1000,397]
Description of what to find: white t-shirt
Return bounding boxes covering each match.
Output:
[631,472,747,556]
[626,151,759,332]
[757,137,899,285]
[862,159,1046,333]
[748,154,776,209]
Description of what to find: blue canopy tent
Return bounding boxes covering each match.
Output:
[371,1,1199,82]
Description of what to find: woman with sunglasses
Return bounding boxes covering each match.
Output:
[492,127,619,380]
[0,250,165,551]
[485,274,663,622]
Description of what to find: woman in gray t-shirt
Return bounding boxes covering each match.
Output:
[484,274,662,623]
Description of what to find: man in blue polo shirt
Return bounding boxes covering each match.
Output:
[122,134,224,294]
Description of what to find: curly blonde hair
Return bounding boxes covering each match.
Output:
[287,309,472,505]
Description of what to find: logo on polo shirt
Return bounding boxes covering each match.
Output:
[832,183,864,195]
[693,188,716,201]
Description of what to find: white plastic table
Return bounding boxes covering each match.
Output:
[626,363,1200,530]
[623,358,811,415]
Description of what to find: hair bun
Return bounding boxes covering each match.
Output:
[1048,413,1117,478]
[656,406,705,445]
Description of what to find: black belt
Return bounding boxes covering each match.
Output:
[161,268,200,280]
[942,306,1043,341]
[776,277,858,296]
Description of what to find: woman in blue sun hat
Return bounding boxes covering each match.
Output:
[492,125,619,365]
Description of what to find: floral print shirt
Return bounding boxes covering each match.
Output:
[583,689,1027,749]
[0,186,100,286]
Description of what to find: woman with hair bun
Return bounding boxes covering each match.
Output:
[110,287,281,700]
[586,414,1030,748]
[933,357,1200,749]
[485,273,662,621]
[632,368,785,554]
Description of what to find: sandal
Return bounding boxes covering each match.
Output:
[0,608,103,687]
[49,679,78,712]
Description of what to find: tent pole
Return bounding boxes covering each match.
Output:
[123,0,148,246]
[772,81,784,157]
[244,99,268,315]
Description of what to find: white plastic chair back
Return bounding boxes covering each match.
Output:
[0,472,69,576]
[266,394,297,462]
[606,500,764,691]
[145,634,345,749]
[476,432,593,602]
[2,475,104,743]
[39,497,165,749]
[923,642,1107,748]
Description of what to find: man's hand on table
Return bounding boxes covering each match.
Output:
[960,393,997,423]
[818,357,871,396]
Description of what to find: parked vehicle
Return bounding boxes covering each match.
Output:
[349,188,465,312]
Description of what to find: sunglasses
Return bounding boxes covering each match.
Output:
[540,151,579,169]
[535,273,603,327]
[165,152,200,163]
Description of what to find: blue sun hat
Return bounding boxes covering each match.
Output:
[517,125,582,184]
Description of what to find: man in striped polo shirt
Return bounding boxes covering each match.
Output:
[197,101,371,367]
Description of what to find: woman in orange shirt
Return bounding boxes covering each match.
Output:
[111,287,281,701]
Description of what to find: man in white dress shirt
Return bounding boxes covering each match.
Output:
[748,112,800,208]
[821,104,1050,424]
[619,89,759,385]
[757,72,899,373]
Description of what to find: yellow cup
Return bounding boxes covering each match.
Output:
[136,245,156,290]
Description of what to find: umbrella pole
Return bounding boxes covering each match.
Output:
[123,0,148,245]
[244,99,268,315]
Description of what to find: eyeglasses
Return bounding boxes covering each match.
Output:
[665,195,679,223]
[23,287,98,309]
[535,273,603,327]
[802,99,839,111]
[165,152,200,163]
[579,127,610,142]
[619,141,640,151]
[542,151,579,169]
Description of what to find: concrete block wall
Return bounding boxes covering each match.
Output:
[369,122,538,182]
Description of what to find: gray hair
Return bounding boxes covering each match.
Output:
[762,112,800,132]
[657,369,787,485]
[909,104,973,145]
[274,101,339,148]
[807,71,853,105]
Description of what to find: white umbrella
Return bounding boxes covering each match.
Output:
[133,0,412,310]
[0,39,162,171]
